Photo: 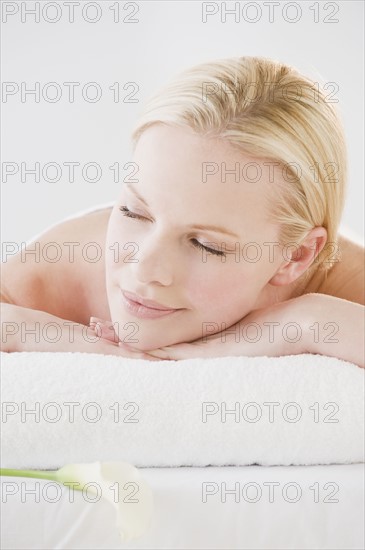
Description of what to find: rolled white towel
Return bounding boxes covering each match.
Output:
[1,351,363,469]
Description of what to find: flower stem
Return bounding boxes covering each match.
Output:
[0,468,58,481]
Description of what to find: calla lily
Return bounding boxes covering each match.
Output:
[0,461,154,541]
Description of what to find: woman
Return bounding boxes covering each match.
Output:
[1,56,364,365]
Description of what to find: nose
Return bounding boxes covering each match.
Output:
[131,232,176,286]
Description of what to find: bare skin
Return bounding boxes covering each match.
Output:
[1,125,364,365]
[1,205,364,324]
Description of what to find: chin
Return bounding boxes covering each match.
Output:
[124,337,167,352]
[120,324,190,351]
[112,322,168,351]
[110,308,194,351]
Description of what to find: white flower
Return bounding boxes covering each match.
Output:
[55,461,154,541]
[1,461,154,541]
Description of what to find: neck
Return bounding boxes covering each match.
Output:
[256,267,326,310]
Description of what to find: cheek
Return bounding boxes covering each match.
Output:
[105,217,140,267]
[184,264,257,320]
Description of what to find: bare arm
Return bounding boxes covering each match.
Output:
[0,289,14,305]
[0,303,157,360]
[144,293,365,366]
[302,293,365,369]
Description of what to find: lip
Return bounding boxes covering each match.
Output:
[121,290,183,320]
[122,290,180,311]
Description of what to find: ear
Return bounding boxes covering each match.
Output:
[269,227,328,286]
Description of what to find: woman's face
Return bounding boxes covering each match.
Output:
[105,124,292,351]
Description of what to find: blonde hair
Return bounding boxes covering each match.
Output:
[131,56,348,281]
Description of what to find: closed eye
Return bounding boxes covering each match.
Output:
[119,205,226,257]
[119,205,146,221]
[190,239,225,257]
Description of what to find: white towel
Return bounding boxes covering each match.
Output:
[1,351,363,469]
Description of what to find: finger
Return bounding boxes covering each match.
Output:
[145,347,172,360]
[92,322,119,343]
[147,344,199,361]
[151,340,228,360]
[89,317,117,333]
[118,342,162,361]
[89,316,104,326]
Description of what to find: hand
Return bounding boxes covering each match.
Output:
[89,317,161,361]
[142,296,312,361]
[0,304,160,361]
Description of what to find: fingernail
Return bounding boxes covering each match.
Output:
[90,316,102,324]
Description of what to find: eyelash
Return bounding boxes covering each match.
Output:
[119,205,226,257]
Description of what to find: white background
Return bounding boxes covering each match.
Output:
[1,0,364,252]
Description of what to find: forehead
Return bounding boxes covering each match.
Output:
[131,125,285,246]
[133,124,282,200]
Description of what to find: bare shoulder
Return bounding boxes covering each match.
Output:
[315,233,365,305]
[1,207,113,324]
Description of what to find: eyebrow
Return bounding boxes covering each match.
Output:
[125,183,241,238]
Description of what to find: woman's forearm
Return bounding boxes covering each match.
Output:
[145,293,365,364]
[1,303,99,353]
[303,293,365,369]
[0,303,159,360]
